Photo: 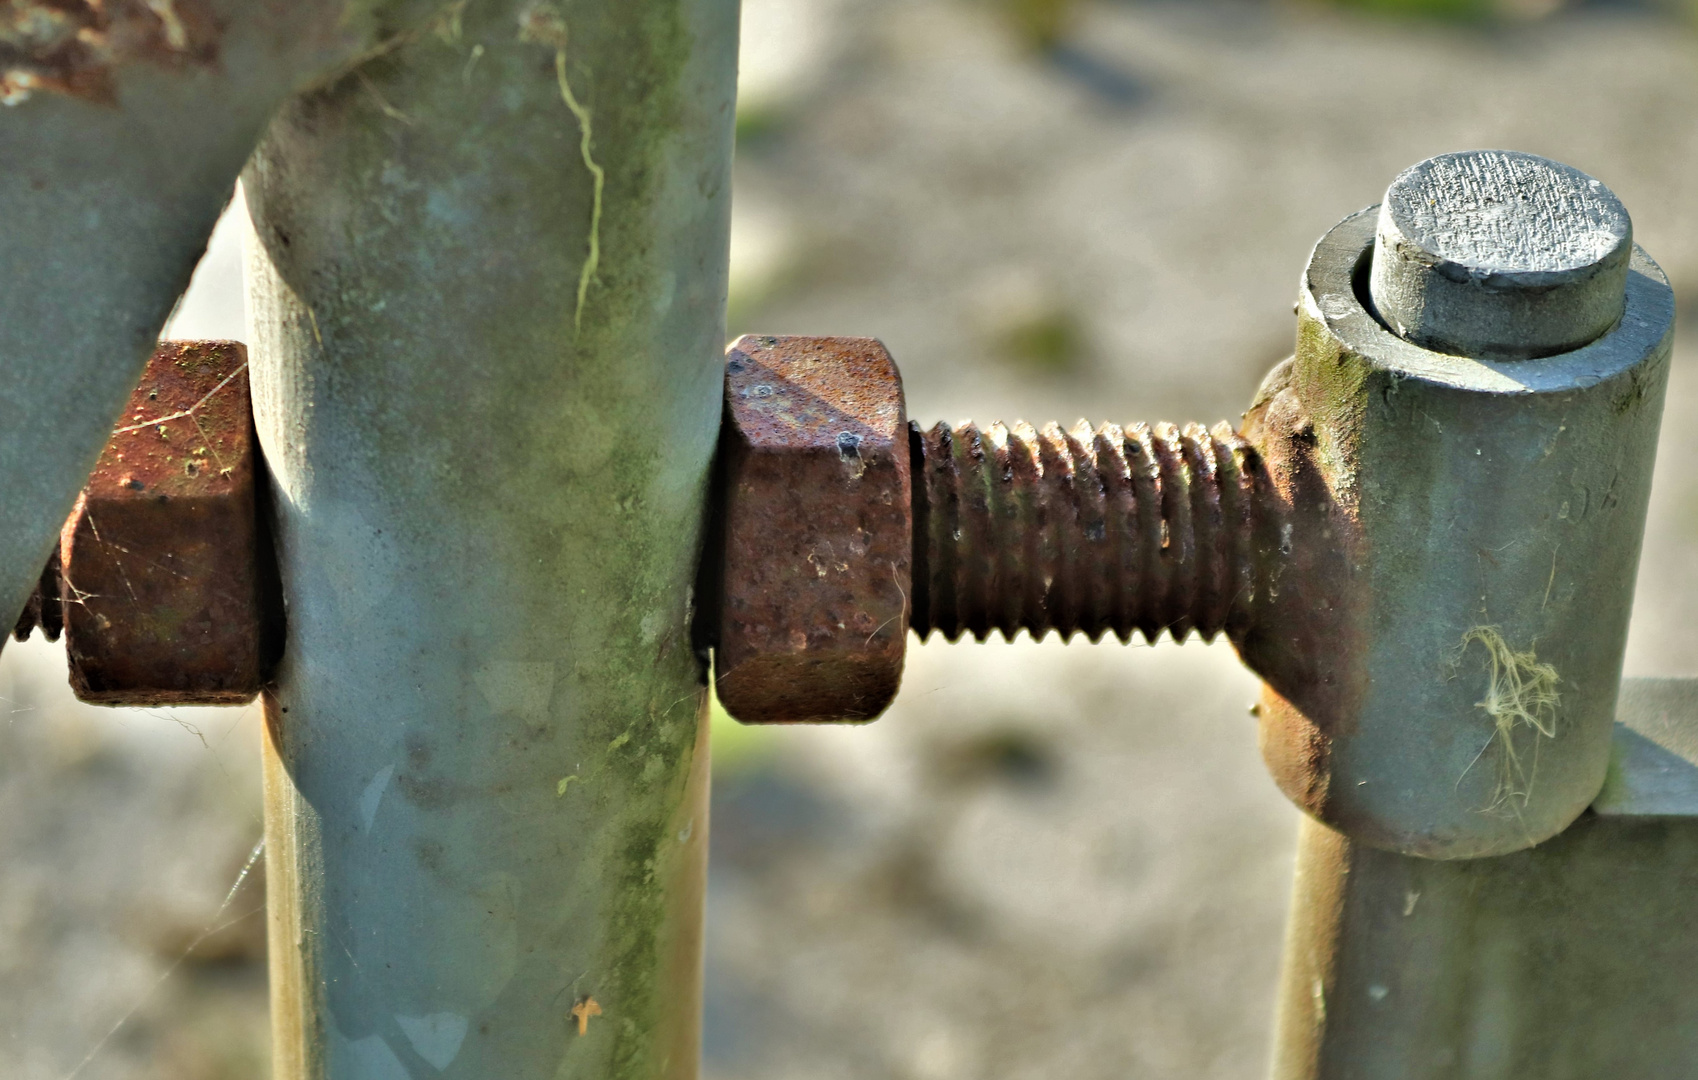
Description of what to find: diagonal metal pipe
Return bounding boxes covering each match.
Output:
[0,1,383,637]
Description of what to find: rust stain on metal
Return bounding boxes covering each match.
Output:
[713,335,912,724]
[1235,357,1370,765]
[1,0,220,106]
[708,336,1367,745]
[1256,682,1335,821]
[910,418,1259,645]
[57,340,267,705]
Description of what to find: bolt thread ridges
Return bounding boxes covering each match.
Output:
[910,419,1256,644]
[11,551,62,644]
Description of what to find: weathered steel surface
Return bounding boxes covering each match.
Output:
[1249,196,1672,860]
[910,419,1256,645]
[715,335,911,724]
[1272,678,1698,1080]
[246,1,737,1075]
[57,340,265,705]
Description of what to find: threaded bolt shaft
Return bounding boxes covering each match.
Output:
[909,418,1260,644]
[10,550,62,644]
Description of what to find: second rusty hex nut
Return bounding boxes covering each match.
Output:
[714,335,912,723]
[59,340,269,706]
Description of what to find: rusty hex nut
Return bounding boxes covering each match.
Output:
[714,335,912,723]
[60,341,268,705]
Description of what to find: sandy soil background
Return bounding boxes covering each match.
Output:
[4,2,1698,1077]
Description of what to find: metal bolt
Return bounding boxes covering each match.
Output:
[712,338,1278,724]
[11,341,276,706]
[10,551,62,644]
[714,335,912,724]
[910,419,1260,645]
[714,151,1674,864]
[714,343,1281,720]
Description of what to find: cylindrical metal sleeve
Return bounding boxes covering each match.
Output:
[1251,207,1674,859]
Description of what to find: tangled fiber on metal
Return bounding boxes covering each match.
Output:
[1457,625,1563,811]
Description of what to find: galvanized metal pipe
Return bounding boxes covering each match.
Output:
[245,2,737,1075]
[1273,679,1698,1079]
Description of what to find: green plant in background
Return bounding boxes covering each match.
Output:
[735,99,790,146]
[996,305,1086,374]
[1319,0,1610,18]
[1326,0,1495,16]
[711,692,780,778]
[988,0,1078,50]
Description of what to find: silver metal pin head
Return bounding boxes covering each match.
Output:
[1368,150,1632,361]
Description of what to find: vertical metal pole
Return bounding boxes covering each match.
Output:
[244,1,737,1075]
[1271,681,1698,1079]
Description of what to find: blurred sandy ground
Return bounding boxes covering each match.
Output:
[6,2,1698,1077]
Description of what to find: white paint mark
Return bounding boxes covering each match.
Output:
[397,1012,470,1070]
[640,608,665,644]
[651,269,677,317]
[360,764,395,833]
[1368,984,1389,1002]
